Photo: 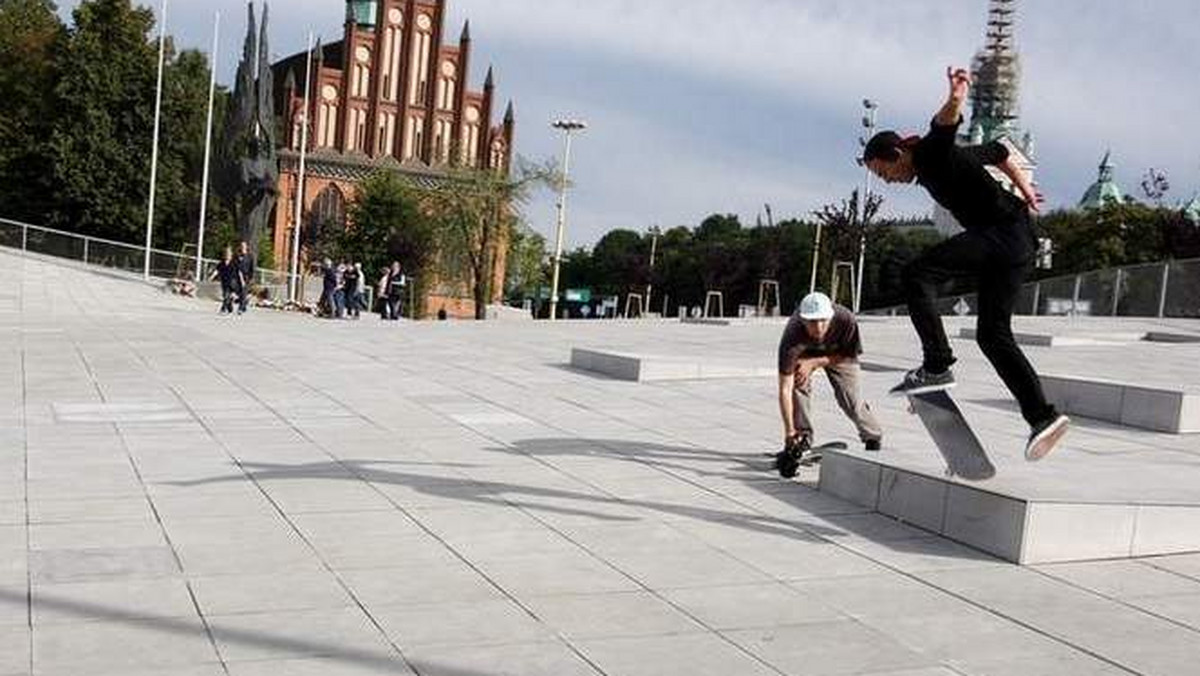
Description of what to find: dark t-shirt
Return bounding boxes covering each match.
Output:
[913,118,1029,233]
[344,268,360,294]
[387,273,406,299]
[216,260,240,291]
[777,305,862,375]
[235,253,255,286]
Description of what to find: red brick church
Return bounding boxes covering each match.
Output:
[271,0,515,316]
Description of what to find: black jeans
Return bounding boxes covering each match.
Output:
[903,222,1056,427]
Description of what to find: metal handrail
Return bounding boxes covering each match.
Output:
[0,216,295,288]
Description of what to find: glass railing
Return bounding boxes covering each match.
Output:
[864,257,1200,319]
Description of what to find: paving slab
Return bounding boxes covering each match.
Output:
[4,250,1200,674]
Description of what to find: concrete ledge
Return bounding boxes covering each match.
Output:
[681,317,789,327]
[819,450,1200,564]
[958,328,1146,347]
[569,348,775,382]
[1144,331,1200,344]
[1041,374,1200,434]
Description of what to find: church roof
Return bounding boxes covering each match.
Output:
[1080,151,1125,209]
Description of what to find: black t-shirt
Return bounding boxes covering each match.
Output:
[344,268,360,293]
[777,305,863,375]
[216,261,240,290]
[913,118,1029,232]
[235,253,255,285]
[387,273,406,299]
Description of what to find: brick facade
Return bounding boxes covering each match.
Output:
[270,0,515,318]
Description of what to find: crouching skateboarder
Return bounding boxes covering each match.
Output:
[863,67,1069,462]
[775,293,883,478]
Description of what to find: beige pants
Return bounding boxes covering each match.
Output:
[794,360,883,442]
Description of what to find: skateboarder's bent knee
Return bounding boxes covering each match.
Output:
[776,293,883,454]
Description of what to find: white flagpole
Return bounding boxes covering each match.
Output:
[196,10,219,281]
[289,32,314,303]
[144,0,168,280]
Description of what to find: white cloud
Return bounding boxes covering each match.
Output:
[57,1,1200,245]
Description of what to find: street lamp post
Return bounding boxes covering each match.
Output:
[195,11,220,281]
[548,119,587,321]
[854,99,879,313]
[143,0,168,280]
[289,33,315,304]
[645,226,660,312]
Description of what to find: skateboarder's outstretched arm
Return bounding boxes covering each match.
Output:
[935,67,971,127]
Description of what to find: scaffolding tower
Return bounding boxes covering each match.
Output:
[970,0,1022,143]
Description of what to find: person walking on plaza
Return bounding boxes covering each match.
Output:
[862,66,1069,461]
[344,261,364,319]
[384,261,407,321]
[775,292,883,475]
[209,246,242,315]
[319,258,339,319]
[234,241,256,314]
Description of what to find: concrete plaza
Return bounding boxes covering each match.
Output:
[2,249,1200,675]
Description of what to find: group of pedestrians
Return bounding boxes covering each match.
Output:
[209,242,256,315]
[319,259,408,321]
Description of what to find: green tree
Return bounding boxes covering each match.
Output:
[428,159,553,319]
[49,0,159,241]
[590,229,648,297]
[343,172,438,302]
[504,224,547,301]
[1036,203,1167,276]
[154,48,227,254]
[811,190,883,305]
[0,0,63,223]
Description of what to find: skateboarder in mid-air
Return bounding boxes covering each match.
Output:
[775,293,883,477]
[863,67,1069,462]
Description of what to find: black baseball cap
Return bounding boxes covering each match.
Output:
[863,131,904,163]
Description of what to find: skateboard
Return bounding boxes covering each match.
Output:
[772,441,848,479]
[906,389,996,481]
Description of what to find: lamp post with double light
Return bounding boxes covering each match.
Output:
[547,119,587,321]
[854,99,879,313]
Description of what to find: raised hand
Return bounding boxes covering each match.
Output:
[946,67,972,103]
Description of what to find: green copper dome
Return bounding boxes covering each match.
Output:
[348,1,377,28]
[1183,194,1200,225]
[1080,151,1125,209]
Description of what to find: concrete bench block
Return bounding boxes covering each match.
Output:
[943,487,1026,564]
[569,348,767,383]
[1042,376,1124,423]
[818,454,881,510]
[820,450,1200,564]
[1120,386,1184,433]
[877,468,947,534]
[1144,332,1200,344]
[1132,506,1200,556]
[1021,503,1137,563]
[1041,374,1199,434]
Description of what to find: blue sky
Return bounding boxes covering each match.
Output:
[58,1,1200,247]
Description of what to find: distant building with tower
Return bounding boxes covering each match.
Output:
[1079,151,1126,209]
[933,0,1038,236]
[270,0,515,316]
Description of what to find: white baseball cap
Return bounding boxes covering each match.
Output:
[798,292,835,321]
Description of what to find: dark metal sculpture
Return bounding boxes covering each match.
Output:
[221,3,277,250]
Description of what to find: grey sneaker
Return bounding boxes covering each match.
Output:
[889,366,956,396]
[1026,414,1070,461]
